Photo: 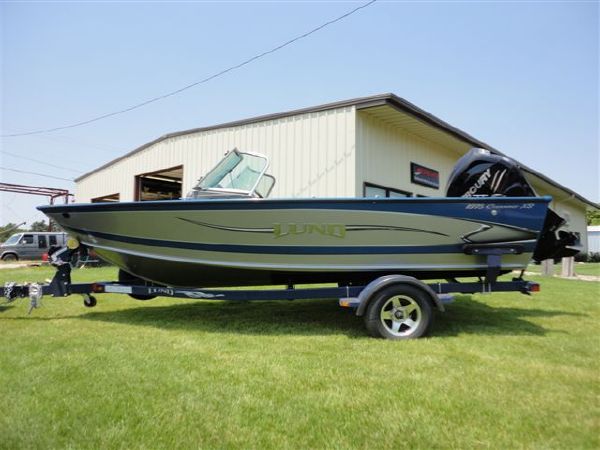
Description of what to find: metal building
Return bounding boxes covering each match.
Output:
[588,226,600,254]
[75,93,598,252]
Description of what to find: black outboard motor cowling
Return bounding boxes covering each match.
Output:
[446,148,536,198]
[446,148,580,261]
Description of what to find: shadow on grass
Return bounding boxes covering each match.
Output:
[0,304,14,313]
[81,299,366,337]
[57,295,585,338]
[433,296,585,337]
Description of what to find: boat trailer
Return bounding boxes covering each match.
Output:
[0,245,539,339]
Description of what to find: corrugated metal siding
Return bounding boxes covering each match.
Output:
[355,111,465,197]
[588,231,600,253]
[76,107,356,202]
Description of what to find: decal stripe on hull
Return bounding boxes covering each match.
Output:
[66,226,537,255]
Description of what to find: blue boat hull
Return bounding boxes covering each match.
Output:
[39,196,551,287]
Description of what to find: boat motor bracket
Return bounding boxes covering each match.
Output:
[462,244,524,284]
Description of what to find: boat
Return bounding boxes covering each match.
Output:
[38,148,579,289]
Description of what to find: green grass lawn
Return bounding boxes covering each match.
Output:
[1,266,598,449]
[526,262,600,277]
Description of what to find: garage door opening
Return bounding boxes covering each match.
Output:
[135,166,183,201]
[91,193,120,203]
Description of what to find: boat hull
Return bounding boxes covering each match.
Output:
[39,197,551,287]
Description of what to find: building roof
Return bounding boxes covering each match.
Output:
[75,93,599,210]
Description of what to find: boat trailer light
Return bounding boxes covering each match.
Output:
[339,297,360,308]
[529,283,540,292]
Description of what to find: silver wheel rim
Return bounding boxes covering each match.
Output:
[379,295,422,337]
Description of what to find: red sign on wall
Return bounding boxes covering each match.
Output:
[411,163,439,189]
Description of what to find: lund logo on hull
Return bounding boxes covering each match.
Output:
[273,223,346,239]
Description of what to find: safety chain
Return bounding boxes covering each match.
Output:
[3,282,16,302]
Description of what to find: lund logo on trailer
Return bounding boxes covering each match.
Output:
[273,223,346,239]
[463,168,492,197]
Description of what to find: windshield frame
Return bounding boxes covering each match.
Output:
[194,149,271,197]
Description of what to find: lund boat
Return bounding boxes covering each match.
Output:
[38,148,579,288]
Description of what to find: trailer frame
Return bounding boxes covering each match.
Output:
[0,245,540,339]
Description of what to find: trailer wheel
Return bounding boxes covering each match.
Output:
[118,269,156,300]
[83,295,97,308]
[364,285,433,340]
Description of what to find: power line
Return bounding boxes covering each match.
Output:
[1,150,83,174]
[0,166,74,182]
[1,0,377,138]
[24,133,124,155]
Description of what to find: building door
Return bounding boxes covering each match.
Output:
[135,166,183,201]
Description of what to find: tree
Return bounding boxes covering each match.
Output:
[586,209,600,226]
[0,223,26,242]
[29,220,49,232]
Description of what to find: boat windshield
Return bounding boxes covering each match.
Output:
[195,150,273,196]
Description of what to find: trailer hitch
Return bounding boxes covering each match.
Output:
[3,281,43,315]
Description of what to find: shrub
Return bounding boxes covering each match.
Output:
[589,252,600,263]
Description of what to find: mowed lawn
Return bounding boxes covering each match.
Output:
[0,266,598,449]
[526,262,600,277]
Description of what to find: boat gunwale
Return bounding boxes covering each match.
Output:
[38,195,553,214]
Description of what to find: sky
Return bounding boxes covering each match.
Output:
[1,1,598,227]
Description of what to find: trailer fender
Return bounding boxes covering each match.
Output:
[355,275,445,316]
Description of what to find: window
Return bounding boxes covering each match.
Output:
[22,234,34,245]
[364,183,411,198]
[364,185,386,198]
[49,235,57,246]
[38,235,47,249]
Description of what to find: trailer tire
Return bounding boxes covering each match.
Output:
[364,284,433,340]
[84,295,97,308]
[118,269,156,300]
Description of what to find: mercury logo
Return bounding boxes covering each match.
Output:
[274,223,346,239]
[463,168,492,197]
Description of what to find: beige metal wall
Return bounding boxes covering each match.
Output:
[76,106,356,202]
[355,111,465,197]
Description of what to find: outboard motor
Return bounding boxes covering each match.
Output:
[446,148,580,261]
